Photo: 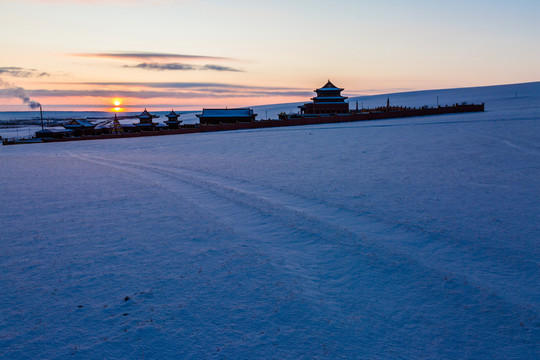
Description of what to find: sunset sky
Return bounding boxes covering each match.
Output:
[1,0,539,111]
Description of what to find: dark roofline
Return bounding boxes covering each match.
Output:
[315,80,344,92]
[137,108,158,118]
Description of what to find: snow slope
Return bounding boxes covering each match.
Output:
[1,82,539,359]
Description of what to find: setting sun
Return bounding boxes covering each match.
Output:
[111,98,124,112]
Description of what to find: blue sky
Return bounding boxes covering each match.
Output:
[0,0,538,110]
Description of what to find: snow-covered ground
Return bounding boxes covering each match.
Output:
[1,82,539,359]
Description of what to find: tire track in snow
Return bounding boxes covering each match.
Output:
[457,126,540,156]
[70,153,538,316]
[68,153,540,356]
[69,154,359,309]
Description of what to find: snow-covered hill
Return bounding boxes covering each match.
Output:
[1,82,539,359]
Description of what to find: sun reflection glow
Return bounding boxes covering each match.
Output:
[111,98,124,112]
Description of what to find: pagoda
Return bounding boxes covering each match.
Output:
[111,113,123,134]
[134,109,158,130]
[164,110,182,129]
[299,80,349,115]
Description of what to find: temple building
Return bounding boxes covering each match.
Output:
[197,108,257,125]
[299,80,349,115]
[164,110,182,129]
[63,119,96,136]
[134,109,158,130]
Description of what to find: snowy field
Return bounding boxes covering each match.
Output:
[1,83,539,359]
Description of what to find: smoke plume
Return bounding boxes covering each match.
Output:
[0,78,41,109]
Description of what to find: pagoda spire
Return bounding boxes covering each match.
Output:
[112,113,123,134]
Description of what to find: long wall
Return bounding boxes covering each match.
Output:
[29,103,484,144]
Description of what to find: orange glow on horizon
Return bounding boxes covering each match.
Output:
[111,98,124,112]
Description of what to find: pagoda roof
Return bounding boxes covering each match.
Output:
[311,101,349,105]
[316,80,344,91]
[136,109,158,119]
[63,119,95,128]
[312,96,348,100]
[166,110,180,118]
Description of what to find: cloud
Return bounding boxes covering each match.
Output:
[73,51,243,73]
[74,52,231,62]
[1,83,312,100]
[74,82,305,91]
[0,67,50,78]
[128,63,196,71]
[200,64,243,72]
[0,88,241,99]
[125,62,243,72]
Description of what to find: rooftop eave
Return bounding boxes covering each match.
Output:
[315,87,344,92]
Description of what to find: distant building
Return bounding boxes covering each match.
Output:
[63,119,96,136]
[299,80,349,115]
[36,128,75,139]
[197,108,257,125]
[164,110,182,129]
[134,109,158,130]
